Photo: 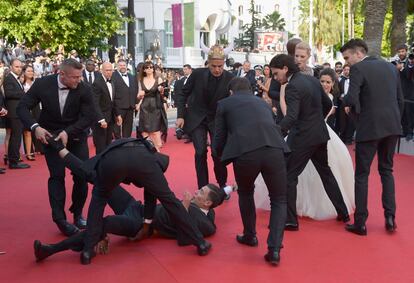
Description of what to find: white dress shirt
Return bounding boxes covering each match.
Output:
[57,75,70,115]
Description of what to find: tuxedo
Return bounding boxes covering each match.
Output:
[0,89,5,128]
[65,138,206,253]
[172,77,185,107]
[268,78,282,122]
[280,72,348,225]
[177,68,234,188]
[17,74,95,222]
[399,63,414,136]
[92,74,117,153]
[343,57,403,226]
[3,72,25,164]
[112,71,138,138]
[237,69,256,89]
[82,70,100,86]
[337,75,355,143]
[214,90,288,250]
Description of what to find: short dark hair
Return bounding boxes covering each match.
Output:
[10,58,22,66]
[60,58,83,71]
[117,58,127,64]
[396,44,407,51]
[86,59,95,65]
[343,63,350,69]
[286,38,302,56]
[340,38,368,54]
[206,184,225,208]
[228,77,252,93]
[183,64,192,69]
[335,61,343,66]
[269,54,299,76]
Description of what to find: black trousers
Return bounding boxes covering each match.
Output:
[92,121,114,154]
[84,145,204,252]
[113,108,133,139]
[286,142,348,224]
[233,147,287,250]
[354,135,398,225]
[45,187,143,256]
[7,117,23,164]
[44,137,89,222]
[401,101,414,136]
[338,105,355,143]
[191,119,227,189]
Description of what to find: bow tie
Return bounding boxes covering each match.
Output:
[121,73,128,77]
[59,87,69,91]
[106,79,112,83]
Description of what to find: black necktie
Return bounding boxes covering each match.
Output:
[88,72,92,84]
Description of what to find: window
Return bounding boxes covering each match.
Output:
[117,21,127,48]
[238,5,243,16]
[239,20,243,29]
[255,5,262,13]
[137,19,145,52]
[164,8,173,48]
[274,4,279,12]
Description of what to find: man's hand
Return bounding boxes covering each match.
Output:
[176,118,184,129]
[182,191,192,211]
[46,136,65,152]
[344,106,351,115]
[158,85,164,95]
[396,62,404,71]
[116,115,123,126]
[94,236,109,255]
[100,121,108,129]
[137,90,145,100]
[56,130,68,146]
[0,107,7,117]
[35,126,53,144]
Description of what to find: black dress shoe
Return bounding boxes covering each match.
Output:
[74,215,87,229]
[9,162,31,169]
[345,223,367,236]
[385,216,397,233]
[55,220,80,237]
[0,168,5,174]
[236,234,258,247]
[284,223,299,231]
[34,240,54,262]
[264,249,280,266]
[336,214,350,223]
[80,250,96,265]
[196,241,212,256]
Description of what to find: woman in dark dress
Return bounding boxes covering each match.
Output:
[137,61,168,151]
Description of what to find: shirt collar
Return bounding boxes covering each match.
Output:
[57,75,68,90]
[11,71,20,80]
[200,208,209,215]
[287,74,293,82]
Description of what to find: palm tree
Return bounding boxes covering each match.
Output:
[127,0,135,63]
[363,0,387,57]
[390,0,408,54]
[262,11,286,31]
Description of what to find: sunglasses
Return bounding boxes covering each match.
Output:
[144,66,153,69]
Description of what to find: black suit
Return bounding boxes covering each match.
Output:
[238,69,256,90]
[280,72,348,224]
[268,78,283,123]
[112,71,138,138]
[399,63,414,136]
[0,89,5,128]
[172,77,185,107]
[343,57,403,226]
[214,90,288,250]
[82,70,100,86]
[68,138,205,253]
[337,76,355,143]
[3,72,25,164]
[177,68,234,189]
[17,74,95,222]
[92,74,117,153]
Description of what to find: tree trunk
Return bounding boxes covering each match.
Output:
[390,0,408,54]
[108,35,118,63]
[348,0,354,39]
[127,0,136,63]
[363,0,388,57]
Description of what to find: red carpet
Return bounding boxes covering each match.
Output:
[1,131,414,283]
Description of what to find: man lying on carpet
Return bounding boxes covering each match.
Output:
[34,136,232,264]
[34,183,230,263]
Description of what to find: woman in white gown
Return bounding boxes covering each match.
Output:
[255,67,355,220]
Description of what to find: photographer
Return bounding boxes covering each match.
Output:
[253,65,265,97]
[394,44,414,140]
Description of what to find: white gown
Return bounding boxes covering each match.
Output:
[254,125,355,220]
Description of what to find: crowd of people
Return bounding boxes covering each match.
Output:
[0,36,409,266]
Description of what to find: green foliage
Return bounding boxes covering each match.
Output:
[298,0,342,51]
[262,11,286,31]
[0,0,125,56]
[236,0,263,50]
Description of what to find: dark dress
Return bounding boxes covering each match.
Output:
[138,79,168,135]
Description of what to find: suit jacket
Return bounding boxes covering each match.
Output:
[152,202,216,245]
[343,57,403,142]
[177,68,234,133]
[82,70,101,85]
[280,72,331,150]
[17,74,95,139]
[400,64,414,100]
[112,71,138,110]
[214,91,288,163]
[3,72,25,118]
[238,69,256,89]
[92,74,117,124]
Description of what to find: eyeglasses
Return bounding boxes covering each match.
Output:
[144,66,153,70]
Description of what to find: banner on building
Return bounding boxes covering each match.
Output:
[255,31,288,52]
[172,3,183,48]
[183,2,194,47]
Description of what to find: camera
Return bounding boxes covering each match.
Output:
[176,127,185,140]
